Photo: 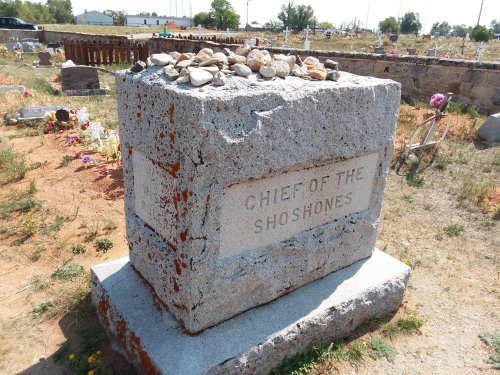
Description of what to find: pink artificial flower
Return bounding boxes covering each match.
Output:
[430,93,445,108]
[100,167,109,174]
[58,129,65,134]
[390,49,399,55]
[22,90,33,98]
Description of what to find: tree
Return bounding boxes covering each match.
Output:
[378,16,399,34]
[152,12,158,17]
[103,9,126,25]
[209,0,240,30]
[193,11,214,28]
[399,12,421,34]
[470,25,493,42]
[430,21,451,36]
[451,24,470,38]
[277,2,316,31]
[318,21,333,29]
[46,0,74,23]
[491,20,500,34]
[264,19,283,31]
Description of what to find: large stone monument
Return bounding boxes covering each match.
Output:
[92,61,409,374]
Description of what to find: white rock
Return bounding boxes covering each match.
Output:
[274,54,296,70]
[200,66,220,76]
[188,67,214,86]
[259,65,276,78]
[304,56,320,64]
[228,55,246,65]
[62,60,75,68]
[176,59,192,69]
[246,50,266,71]
[163,66,180,81]
[169,51,181,61]
[179,68,189,77]
[175,75,190,84]
[235,45,251,56]
[272,60,291,77]
[213,71,227,86]
[261,50,272,64]
[213,52,228,65]
[233,63,252,77]
[199,48,214,56]
[150,53,174,66]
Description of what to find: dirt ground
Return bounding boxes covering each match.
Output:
[0,58,498,375]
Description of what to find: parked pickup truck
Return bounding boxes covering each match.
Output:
[0,17,43,30]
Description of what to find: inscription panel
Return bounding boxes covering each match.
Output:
[220,153,378,258]
[133,150,177,241]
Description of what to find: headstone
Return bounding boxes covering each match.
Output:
[0,85,25,93]
[477,113,500,144]
[283,26,290,47]
[407,47,417,55]
[304,25,311,50]
[37,51,52,67]
[59,66,106,95]
[91,67,409,373]
[22,42,35,52]
[17,105,68,120]
[427,49,437,57]
[47,42,61,49]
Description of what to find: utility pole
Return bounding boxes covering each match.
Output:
[477,0,484,25]
[365,0,371,31]
[246,0,251,26]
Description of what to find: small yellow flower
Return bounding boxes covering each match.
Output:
[96,350,101,356]
[404,139,409,144]
[68,353,75,360]
[88,355,95,364]
[88,370,95,375]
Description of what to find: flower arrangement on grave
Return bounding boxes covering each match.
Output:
[44,109,76,133]
[389,49,399,55]
[429,93,445,108]
[0,46,8,57]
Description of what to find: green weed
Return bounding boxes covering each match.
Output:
[101,219,118,231]
[367,338,397,362]
[444,224,465,237]
[71,244,86,255]
[0,147,27,184]
[60,155,75,167]
[382,312,425,338]
[51,265,84,281]
[32,302,53,316]
[42,215,66,235]
[95,238,113,252]
[406,173,424,188]
[434,153,449,170]
[479,333,500,369]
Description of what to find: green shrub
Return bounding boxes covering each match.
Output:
[95,238,113,252]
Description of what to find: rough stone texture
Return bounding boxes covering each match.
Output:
[477,113,500,143]
[92,250,410,375]
[61,65,100,91]
[116,69,400,332]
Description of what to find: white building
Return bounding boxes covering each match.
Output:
[125,15,193,28]
[75,10,113,26]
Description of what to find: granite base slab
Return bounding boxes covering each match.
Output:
[91,249,410,375]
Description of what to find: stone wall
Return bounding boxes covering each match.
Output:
[149,38,500,114]
[0,28,43,42]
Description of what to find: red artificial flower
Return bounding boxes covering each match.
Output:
[100,167,109,174]
[74,151,82,159]
[117,143,121,152]
[81,122,89,130]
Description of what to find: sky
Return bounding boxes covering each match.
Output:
[68,0,500,33]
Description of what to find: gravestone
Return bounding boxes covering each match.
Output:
[47,42,61,49]
[60,66,107,96]
[477,113,500,144]
[0,85,25,93]
[37,51,52,67]
[92,66,409,374]
[17,105,68,120]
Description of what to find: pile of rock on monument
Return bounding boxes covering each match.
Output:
[130,45,340,86]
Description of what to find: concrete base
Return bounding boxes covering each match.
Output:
[91,249,410,375]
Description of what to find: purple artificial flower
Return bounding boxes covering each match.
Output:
[82,155,91,164]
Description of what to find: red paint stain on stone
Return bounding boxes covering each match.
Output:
[159,132,165,139]
[136,112,141,119]
[152,295,163,312]
[171,277,180,293]
[181,262,188,269]
[180,230,188,242]
[169,132,175,141]
[169,104,175,125]
[172,302,188,312]
[174,259,182,275]
[167,241,178,252]
[168,162,180,179]
[129,334,160,375]
[206,194,211,204]
[180,253,185,259]
[147,252,152,260]
[169,144,174,151]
